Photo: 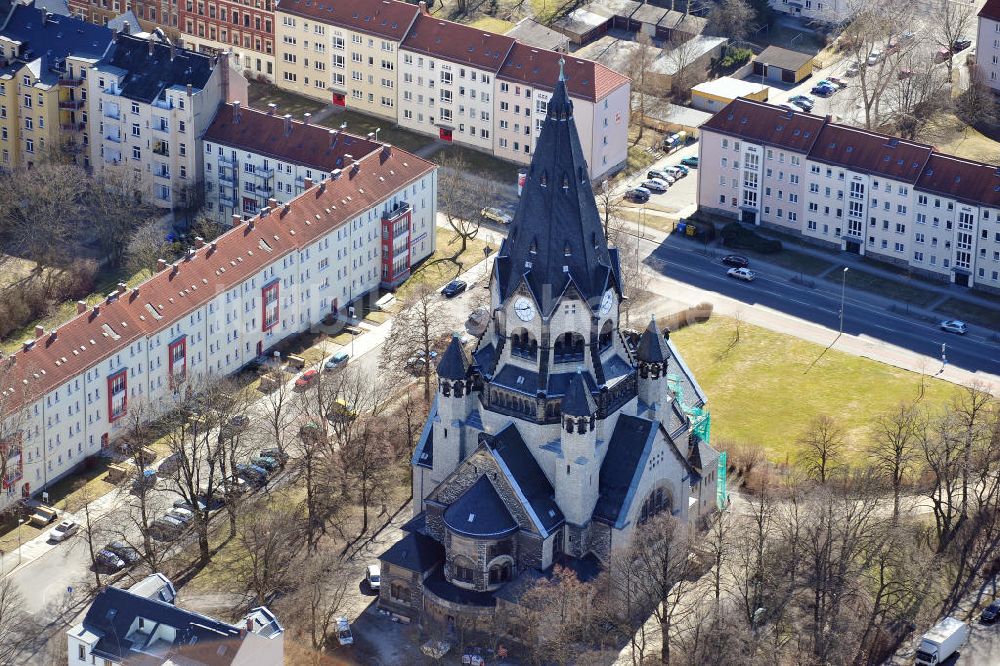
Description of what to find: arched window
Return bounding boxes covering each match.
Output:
[553,332,585,363]
[639,487,671,524]
[452,556,475,584]
[510,328,538,360]
[598,320,614,351]
[489,559,512,585]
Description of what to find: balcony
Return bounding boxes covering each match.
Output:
[152,98,173,110]
[59,99,84,110]
[152,121,170,134]
[153,142,170,157]
[218,154,236,166]
[105,132,122,143]
[219,171,236,185]
[59,77,84,87]
[103,108,120,120]
[60,122,85,131]
[219,194,236,207]
[154,169,171,180]
[252,167,274,179]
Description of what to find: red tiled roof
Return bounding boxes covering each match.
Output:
[809,124,932,183]
[204,103,381,172]
[980,0,1000,22]
[1,147,435,415]
[275,0,418,40]
[498,42,629,102]
[700,98,827,153]
[917,153,1000,208]
[401,13,515,72]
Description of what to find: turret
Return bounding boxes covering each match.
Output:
[433,333,474,479]
[556,370,600,525]
[636,316,671,417]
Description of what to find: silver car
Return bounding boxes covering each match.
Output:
[940,319,967,335]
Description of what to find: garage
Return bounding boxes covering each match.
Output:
[753,45,815,85]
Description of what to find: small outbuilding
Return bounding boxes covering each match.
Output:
[504,18,570,52]
[691,77,770,112]
[753,45,814,84]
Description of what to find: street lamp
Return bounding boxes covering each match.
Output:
[16,518,23,566]
[839,266,849,335]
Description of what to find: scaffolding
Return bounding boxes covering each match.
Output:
[666,374,711,445]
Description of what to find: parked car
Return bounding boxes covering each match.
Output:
[50,519,79,542]
[106,541,140,565]
[260,448,289,466]
[253,456,281,472]
[151,516,185,540]
[173,498,209,512]
[789,95,814,111]
[95,549,126,572]
[441,280,467,298]
[663,166,685,178]
[295,369,319,389]
[939,319,968,335]
[981,599,1000,624]
[952,39,972,52]
[663,131,688,151]
[336,618,354,646]
[237,463,269,484]
[722,255,750,268]
[625,187,650,203]
[727,267,757,282]
[646,169,675,184]
[680,156,699,168]
[366,564,381,590]
[324,350,350,371]
[641,178,669,193]
[867,50,882,65]
[845,61,861,76]
[673,164,690,176]
[811,83,836,97]
[480,206,513,225]
[827,76,847,88]
[166,507,194,525]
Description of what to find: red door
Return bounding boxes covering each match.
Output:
[256,341,263,357]
[100,433,109,449]
[439,128,453,142]
[21,483,29,498]
[332,93,346,107]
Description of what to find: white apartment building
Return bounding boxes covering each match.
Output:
[977,0,1000,91]
[697,99,1000,292]
[397,13,512,151]
[0,144,436,512]
[768,0,854,25]
[88,32,248,208]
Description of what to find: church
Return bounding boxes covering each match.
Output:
[377,64,720,632]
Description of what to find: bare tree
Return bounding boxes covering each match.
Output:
[957,68,997,127]
[282,551,351,653]
[86,164,158,269]
[380,282,447,403]
[887,53,950,140]
[506,565,599,664]
[929,0,976,83]
[0,577,32,664]
[707,0,755,43]
[436,154,500,256]
[258,363,297,456]
[231,498,304,606]
[797,415,846,484]
[616,233,652,330]
[127,218,177,276]
[868,402,922,522]
[624,32,659,144]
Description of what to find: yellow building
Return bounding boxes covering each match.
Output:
[690,77,770,114]
[273,0,418,121]
[0,6,114,169]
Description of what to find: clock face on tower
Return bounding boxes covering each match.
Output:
[599,289,614,317]
[514,297,536,322]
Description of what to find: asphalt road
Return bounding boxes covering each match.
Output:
[644,234,1000,377]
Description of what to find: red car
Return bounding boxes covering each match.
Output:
[295,369,319,388]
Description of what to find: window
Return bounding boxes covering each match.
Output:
[107,369,127,422]
[262,281,280,331]
[168,337,186,388]
[130,102,139,114]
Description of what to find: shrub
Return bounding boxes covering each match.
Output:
[663,302,713,332]
[719,47,753,69]
[721,222,782,254]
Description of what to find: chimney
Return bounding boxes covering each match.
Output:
[157,258,168,271]
[344,154,353,162]
[232,100,241,123]
[331,168,342,180]
[303,112,311,125]
[267,103,277,116]
[122,20,129,35]
[209,241,217,253]
[268,197,278,208]
[186,83,193,98]
[381,143,391,160]
[328,128,338,146]
[147,34,154,56]
[76,300,87,314]
[169,40,176,61]
[366,132,375,141]
[219,50,231,104]
[34,325,44,339]
[186,248,196,261]
[49,329,57,341]
[232,213,243,227]
[246,617,254,633]
[283,114,292,136]
[93,304,100,316]
[303,177,313,189]
[350,160,360,177]
[22,340,34,352]
[194,236,205,248]
[117,282,127,294]
[259,206,270,217]
[418,0,427,13]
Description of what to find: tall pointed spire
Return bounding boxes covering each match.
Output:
[558,55,566,82]
[493,73,620,311]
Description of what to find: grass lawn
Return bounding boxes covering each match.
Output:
[316,109,432,154]
[247,82,326,118]
[44,457,118,514]
[670,316,962,461]
[935,297,1000,331]
[748,248,835,277]
[1,267,152,354]
[396,227,489,300]
[626,126,664,175]
[364,310,392,325]
[434,143,520,184]
[467,16,515,32]
[824,267,938,308]
[930,112,1000,162]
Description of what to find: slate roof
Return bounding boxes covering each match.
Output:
[1,4,113,63]
[436,333,471,381]
[700,98,827,153]
[593,414,655,527]
[401,12,515,72]
[561,370,595,416]
[809,123,932,183]
[916,153,1000,208]
[636,316,668,363]
[378,530,444,573]
[82,586,243,663]
[488,424,564,536]
[1,143,434,416]
[102,34,214,103]
[424,566,496,606]
[443,475,519,538]
[499,42,629,103]
[503,17,568,52]
[756,45,814,72]
[276,0,418,40]
[411,402,434,469]
[205,103,382,175]
[494,72,620,308]
[981,0,1000,21]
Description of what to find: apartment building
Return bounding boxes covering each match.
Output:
[0,4,114,169]
[494,43,629,179]
[68,574,284,665]
[274,0,417,120]
[66,0,178,34]
[767,0,853,26]
[698,98,1000,292]
[397,13,513,150]
[88,32,247,208]
[0,141,435,511]
[978,0,1000,91]
[179,0,276,82]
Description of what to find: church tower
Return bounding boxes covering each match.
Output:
[432,333,474,481]
[636,316,672,419]
[556,370,601,525]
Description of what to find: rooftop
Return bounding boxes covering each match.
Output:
[700,97,827,153]
[401,12,515,72]
[275,0,418,40]
[379,530,445,573]
[1,146,434,416]
[981,0,1000,22]
[100,33,214,103]
[1,4,113,66]
[442,475,519,538]
[203,103,382,172]
[503,17,569,52]
[756,45,814,71]
[809,122,932,183]
[499,42,629,102]
[692,76,769,99]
